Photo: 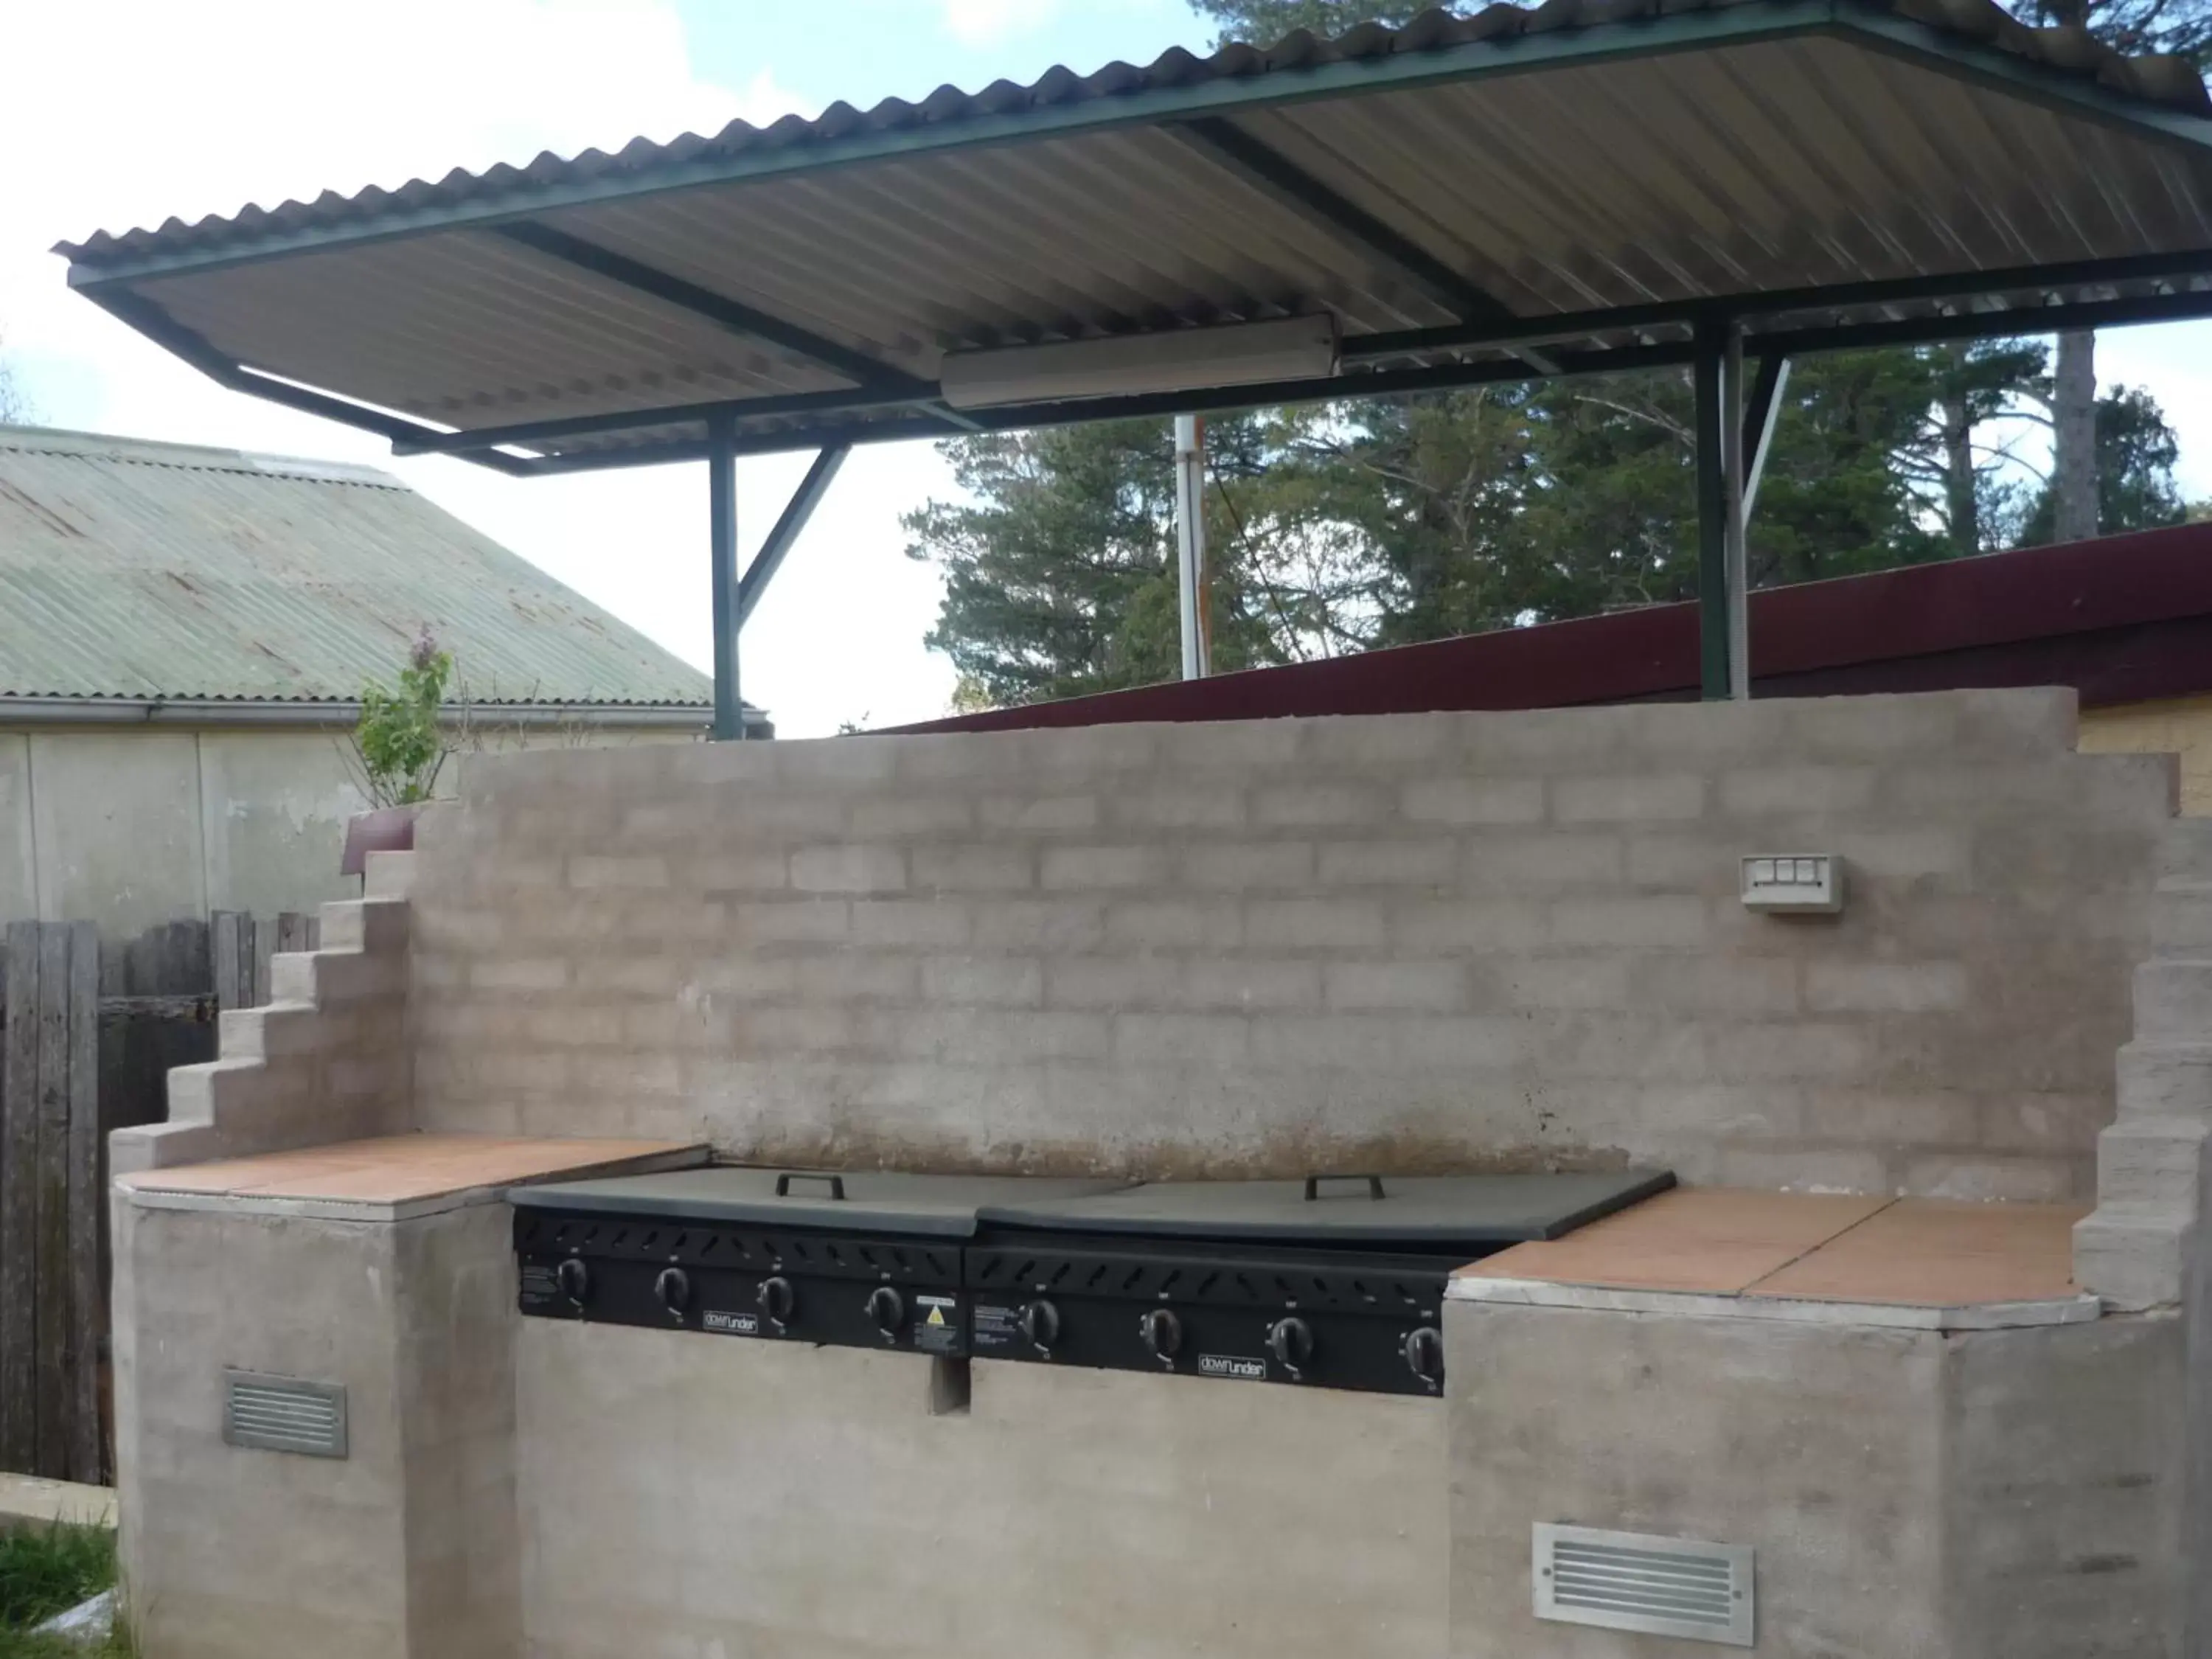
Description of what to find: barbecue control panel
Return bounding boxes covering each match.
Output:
[514,1208,970,1357]
[963,1234,1464,1397]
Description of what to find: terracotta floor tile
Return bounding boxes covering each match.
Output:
[1464,1187,1893,1294]
[124,1133,700,1202]
[1748,1197,2087,1307]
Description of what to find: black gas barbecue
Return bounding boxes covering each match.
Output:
[965,1171,1674,1397]
[510,1169,1124,1357]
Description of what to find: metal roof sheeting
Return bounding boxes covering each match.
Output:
[52,0,2212,466]
[0,426,713,706]
[55,0,2212,268]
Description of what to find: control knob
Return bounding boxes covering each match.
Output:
[757,1274,796,1329]
[1018,1298,1061,1354]
[654,1267,692,1318]
[1403,1325,1444,1384]
[866,1285,906,1338]
[554,1256,591,1308]
[1137,1307,1183,1361]
[1265,1315,1314,1375]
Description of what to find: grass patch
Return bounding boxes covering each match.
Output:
[0,1523,126,1656]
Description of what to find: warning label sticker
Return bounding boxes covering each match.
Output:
[703,1310,762,1337]
[913,1295,966,1356]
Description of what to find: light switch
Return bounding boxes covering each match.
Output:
[1741,853,1842,914]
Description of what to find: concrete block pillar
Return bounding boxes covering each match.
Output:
[112,1194,522,1659]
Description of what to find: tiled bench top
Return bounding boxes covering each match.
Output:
[116,1133,708,1220]
[1451,1186,2093,1331]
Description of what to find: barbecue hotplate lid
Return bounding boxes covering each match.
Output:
[507,1166,1130,1237]
[974,1169,1675,1245]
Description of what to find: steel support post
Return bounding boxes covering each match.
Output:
[1741,355,1790,521]
[1174,414,1211,679]
[1721,330,1750,702]
[707,414,742,740]
[738,446,850,630]
[1692,324,1733,700]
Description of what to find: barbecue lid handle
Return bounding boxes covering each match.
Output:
[1303,1173,1386,1202]
[774,1172,847,1200]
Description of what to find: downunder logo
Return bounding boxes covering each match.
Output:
[1197,1354,1266,1381]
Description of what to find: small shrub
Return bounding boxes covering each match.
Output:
[352,628,455,808]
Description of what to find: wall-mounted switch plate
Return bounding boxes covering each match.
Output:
[1741,854,1842,914]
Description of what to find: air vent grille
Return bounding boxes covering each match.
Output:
[1533,1523,1751,1646]
[223,1371,348,1459]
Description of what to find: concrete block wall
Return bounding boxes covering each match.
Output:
[517,1322,1445,1659]
[112,1196,521,1659]
[2079,817,2212,1310]
[1443,1301,2188,1659]
[408,691,2175,1200]
[112,852,418,1175]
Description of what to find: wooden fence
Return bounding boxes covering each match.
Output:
[0,911,316,1483]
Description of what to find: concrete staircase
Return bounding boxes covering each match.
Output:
[108,853,418,1177]
[2077,820,2212,1310]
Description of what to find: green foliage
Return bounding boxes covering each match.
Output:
[1193,0,2212,55]
[1190,0,1421,42]
[908,336,2185,706]
[0,1523,117,1652]
[352,630,454,807]
[2017,384,2190,544]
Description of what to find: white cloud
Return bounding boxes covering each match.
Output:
[940,0,1060,46]
[2,0,956,736]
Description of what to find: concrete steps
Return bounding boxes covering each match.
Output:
[2152,878,2212,953]
[2157,816,2212,882]
[2133,959,2212,1040]
[108,880,415,1178]
[2079,817,2212,1310]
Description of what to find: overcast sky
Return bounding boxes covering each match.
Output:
[9,0,2212,737]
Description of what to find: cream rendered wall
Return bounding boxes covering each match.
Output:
[27,732,208,936]
[2082,695,2212,815]
[0,735,31,918]
[0,723,695,936]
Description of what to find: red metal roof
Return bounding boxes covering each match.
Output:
[895,522,2212,734]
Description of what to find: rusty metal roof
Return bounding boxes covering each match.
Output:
[55,0,2212,471]
[0,425,713,707]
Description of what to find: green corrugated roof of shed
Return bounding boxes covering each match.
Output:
[0,424,713,706]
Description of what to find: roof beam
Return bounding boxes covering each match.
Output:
[1344,246,2212,365]
[1172,116,1514,327]
[86,288,543,478]
[1750,283,2212,352]
[490,221,936,396]
[389,386,943,458]
[739,448,850,628]
[509,267,2212,470]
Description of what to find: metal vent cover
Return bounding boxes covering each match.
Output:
[1533,1523,1753,1646]
[223,1371,348,1459]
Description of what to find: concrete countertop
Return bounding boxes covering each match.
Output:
[1450,1187,2098,1331]
[114,1133,709,1222]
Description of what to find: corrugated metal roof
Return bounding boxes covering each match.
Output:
[52,0,2212,467]
[0,425,713,706]
[55,0,2212,268]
